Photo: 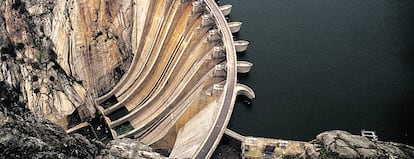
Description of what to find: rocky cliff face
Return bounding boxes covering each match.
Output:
[1,0,134,96]
[50,0,134,96]
[0,0,137,127]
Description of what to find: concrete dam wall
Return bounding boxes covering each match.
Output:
[50,0,254,158]
[93,0,254,158]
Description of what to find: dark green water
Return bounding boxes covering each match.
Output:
[221,0,414,145]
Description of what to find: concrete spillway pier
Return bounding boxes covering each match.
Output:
[229,22,243,33]
[235,40,250,52]
[91,0,254,158]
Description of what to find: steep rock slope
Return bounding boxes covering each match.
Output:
[0,0,137,126]
[51,0,135,96]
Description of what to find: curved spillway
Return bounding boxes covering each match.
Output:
[94,0,254,158]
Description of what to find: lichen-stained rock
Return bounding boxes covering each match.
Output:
[313,130,414,159]
[0,0,104,127]
[1,0,156,128]
[51,0,133,96]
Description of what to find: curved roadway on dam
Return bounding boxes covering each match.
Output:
[195,0,238,158]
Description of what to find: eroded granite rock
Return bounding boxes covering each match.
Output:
[312,130,414,159]
[0,81,102,158]
[1,0,133,97]
[1,82,166,159]
[0,0,109,127]
[50,0,133,96]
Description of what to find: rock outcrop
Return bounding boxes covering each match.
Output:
[1,82,165,159]
[267,130,414,158]
[312,130,414,159]
[1,0,134,96]
[0,81,102,158]
[50,0,134,96]
[0,0,136,127]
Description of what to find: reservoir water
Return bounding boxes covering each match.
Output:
[221,0,414,145]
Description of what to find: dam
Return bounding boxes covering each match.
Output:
[2,0,414,158]
[75,0,254,158]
